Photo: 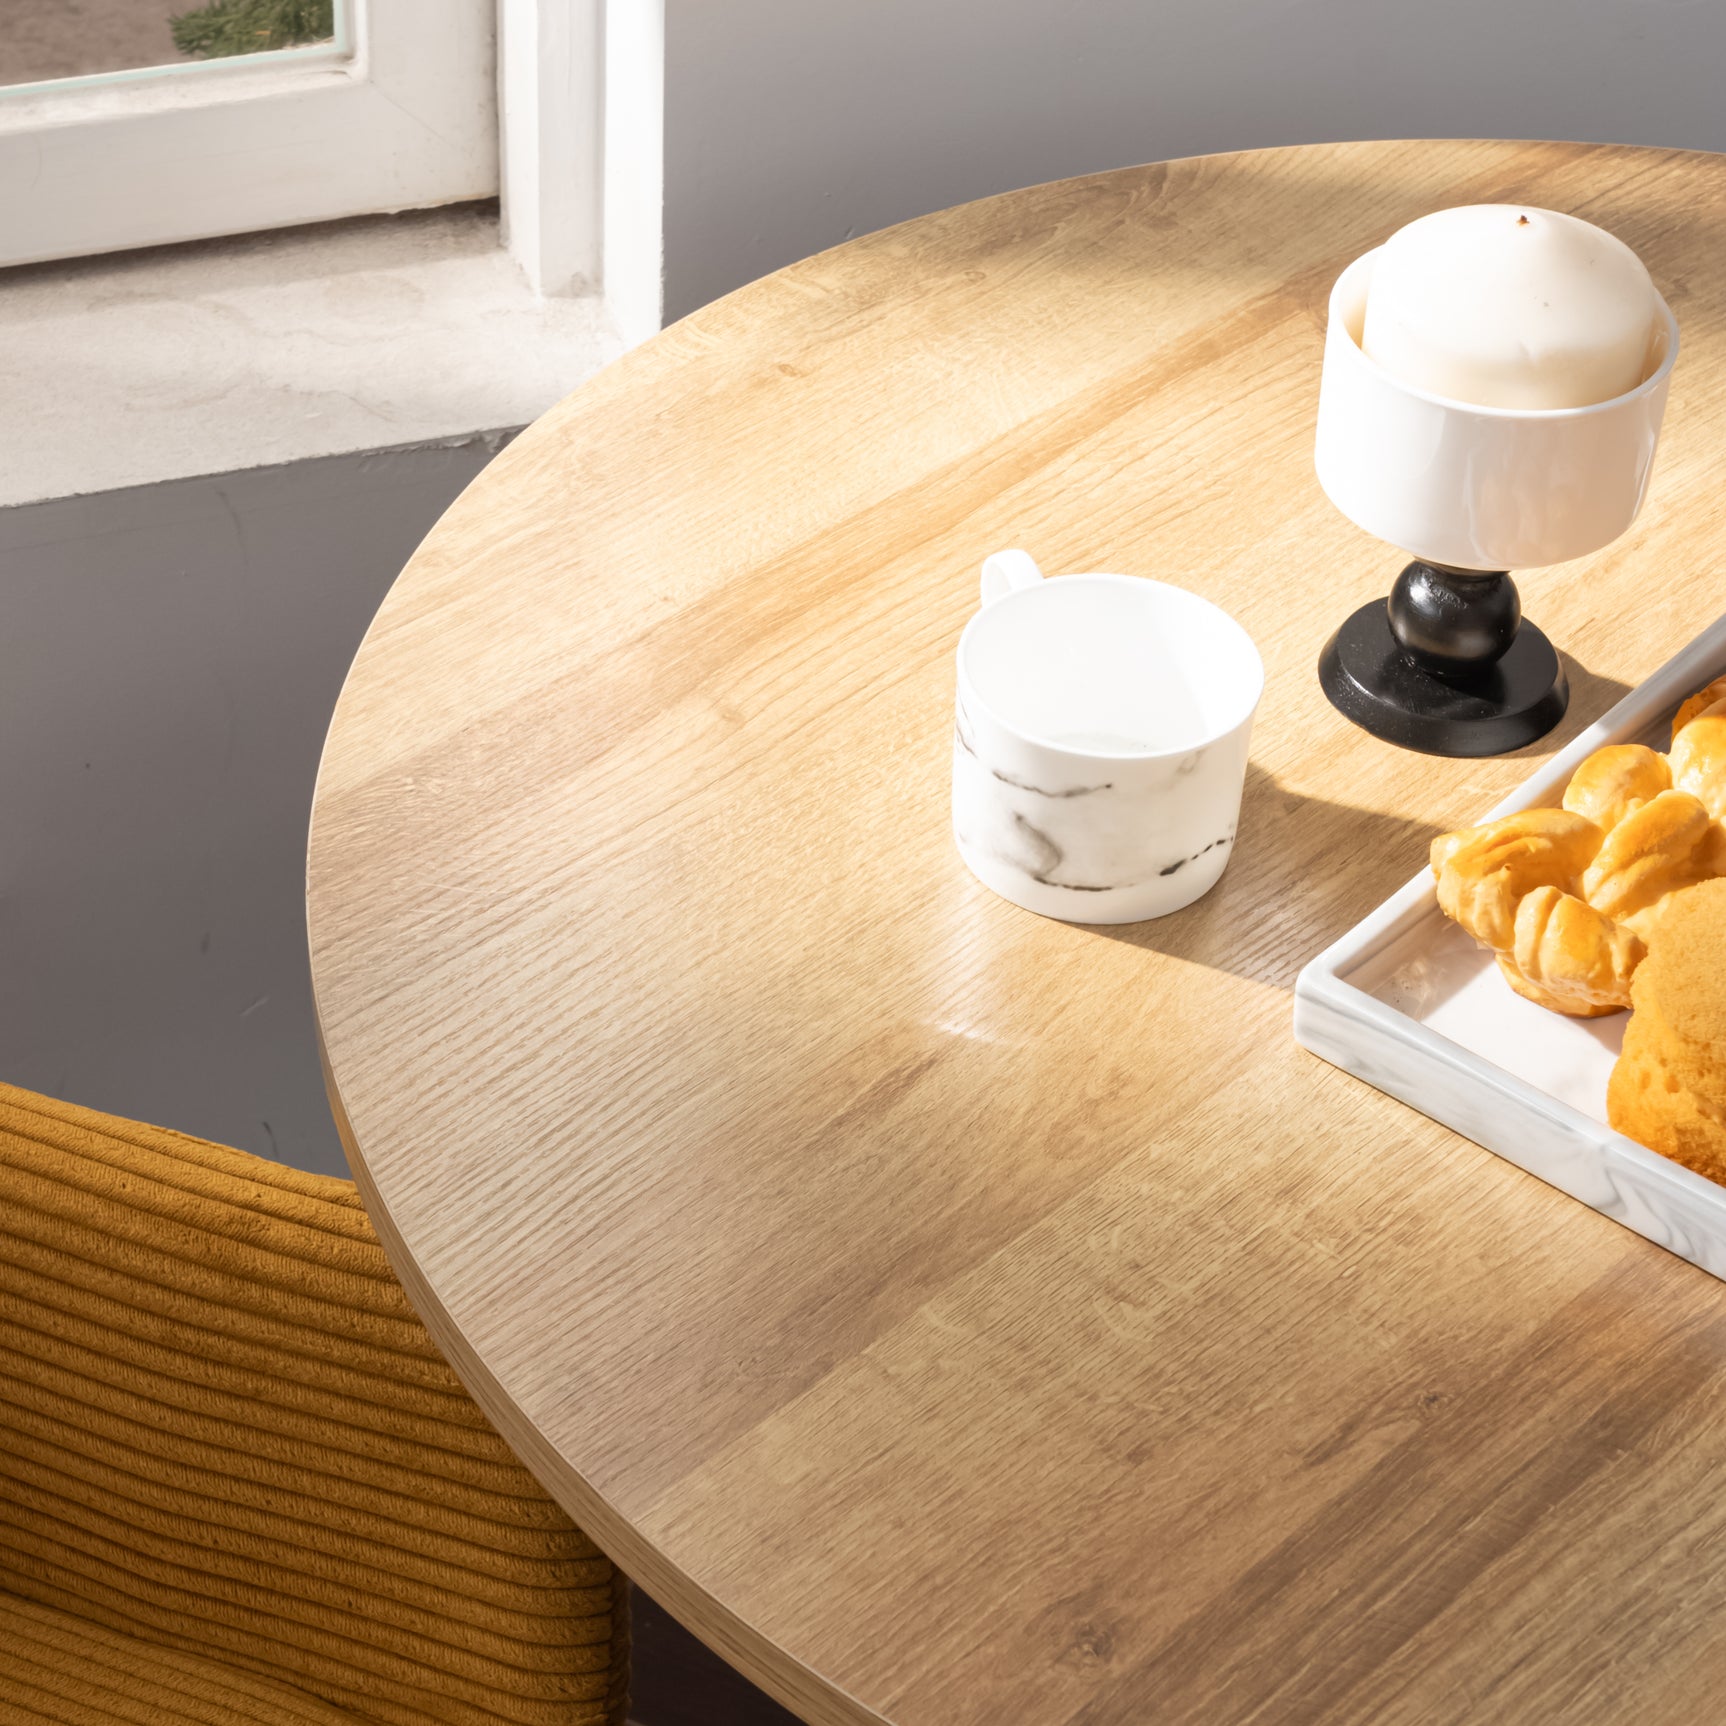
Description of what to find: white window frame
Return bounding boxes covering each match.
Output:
[498,0,662,345]
[0,0,497,269]
[0,0,662,346]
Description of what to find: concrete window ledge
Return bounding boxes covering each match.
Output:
[0,204,624,509]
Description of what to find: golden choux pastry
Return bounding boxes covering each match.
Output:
[1502,885,1646,1017]
[1671,672,1726,738]
[1607,878,1726,1182]
[1581,789,1719,930]
[1670,676,1726,817]
[1433,808,1601,952]
[1430,678,1726,1015]
[1560,743,1669,831]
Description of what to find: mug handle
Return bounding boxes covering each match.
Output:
[980,549,1045,607]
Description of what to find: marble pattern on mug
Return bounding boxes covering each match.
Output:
[952,703,1232,899]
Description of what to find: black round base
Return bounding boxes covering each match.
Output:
[1319,599,1568,757]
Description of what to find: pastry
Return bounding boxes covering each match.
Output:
[1580,788,1718,933]
[1433,808,1602,952]
[1671,672,1726,738]
[1501,885,1645,1017]
[1429,678,1726,1015]
[1607,878,1726,1182]
[1670,675,1726,818]
[1560,742,1669,831]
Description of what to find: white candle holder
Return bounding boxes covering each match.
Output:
[1314,248,1679,756]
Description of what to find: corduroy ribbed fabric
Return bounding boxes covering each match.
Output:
[0,1590,367,1724]
[0,1084,629,1726]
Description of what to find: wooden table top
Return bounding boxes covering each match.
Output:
[308,140,1726,1726]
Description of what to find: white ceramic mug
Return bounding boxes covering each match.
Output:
[952,552,1263,924]
[1315,247,1679,572]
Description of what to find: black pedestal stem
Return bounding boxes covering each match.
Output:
[1319,562,1568,757]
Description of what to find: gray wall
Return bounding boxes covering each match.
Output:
[0,443,499,1177]
[664,0,1726,323]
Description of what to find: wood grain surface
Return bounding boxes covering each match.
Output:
[307,141,1726,1726]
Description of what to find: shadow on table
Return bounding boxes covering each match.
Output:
[1523,654,1638,759]
[1088,656,1634,992]
[1085,763,1445,990]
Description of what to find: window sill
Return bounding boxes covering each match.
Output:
[0,203,624,508]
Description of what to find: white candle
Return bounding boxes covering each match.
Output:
[1361,205,1659,410]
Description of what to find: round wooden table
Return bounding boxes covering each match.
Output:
[309,140,1726,1726]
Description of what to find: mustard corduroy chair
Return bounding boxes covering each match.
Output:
[0,1082,629,1726]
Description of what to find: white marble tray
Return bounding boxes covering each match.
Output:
[1293,614,1726,1279]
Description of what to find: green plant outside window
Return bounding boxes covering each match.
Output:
[171,0,336,60]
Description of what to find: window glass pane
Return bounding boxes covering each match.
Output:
[1,0,347,88]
